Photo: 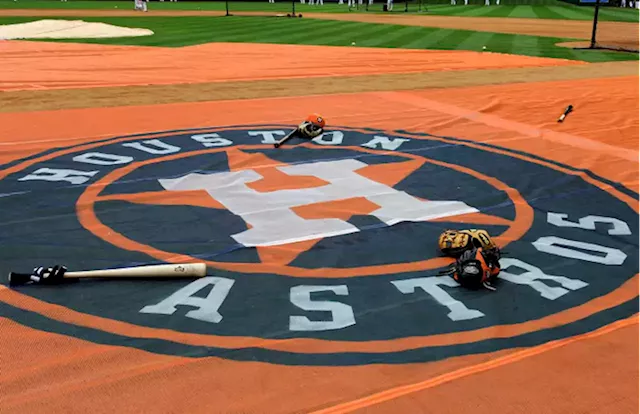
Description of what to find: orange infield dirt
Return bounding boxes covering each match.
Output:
[0,41,582,91]
[0,38,638,414]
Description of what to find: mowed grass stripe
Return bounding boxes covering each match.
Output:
[531,5,581,19]
[381,27,438,48]
[531,5,579,19]
[509,5,537,18]
[217,18,331,43]
[455,30,496,50]
[73,16,281,46]
[509,30,540,55]
[359,25,422,47]
[399,28,462,49]
[420,5,463,14]
[544,5,594,20]
[427,28,478,49]
[328,24,409,47]
[320,22,402,46]
[598,8,640,22]
[483,2,526,18]
[172,17,280,40]
[451,5,505,17]
[483,32,529,55]
[267,20,355,45]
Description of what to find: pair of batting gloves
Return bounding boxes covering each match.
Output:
[9,265,67,287]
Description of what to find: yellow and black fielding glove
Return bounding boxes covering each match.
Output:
[459,229,496,250]
[438,229,473,257]
[438,228,499,258]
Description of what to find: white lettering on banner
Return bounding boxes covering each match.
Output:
[499,258,588,300]
[289,285,356,331]
[532,236,627,265]
[312,131,344,146]
[158,159,478,246]
[122,139,181,155]
[18,168,99,185]
[391,277,484,321]
[73,152,134,166]
[139,277,235,323]
[362,136,410,151]
[191,133,233,148]
[547,212,631,236]
[248,130,286,144]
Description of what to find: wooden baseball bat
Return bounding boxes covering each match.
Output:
[274,128,299,148]
[8,263,207,286]
[557,104,573,123]
[65,263,207,279]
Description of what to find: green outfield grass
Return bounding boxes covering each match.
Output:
[0,15,637,62]
[0,0,638,22]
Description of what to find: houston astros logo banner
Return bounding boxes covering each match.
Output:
[0,126,637,365]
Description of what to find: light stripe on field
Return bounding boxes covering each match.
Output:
[362,26,422,48]
[509,32,540,56]
[327,23,403,47]
[455,31,495,51]
[509,5,537,18]
[545,5,594,20]
[282,20,359,45]
[400,28,461,50]
[458,5,506,17]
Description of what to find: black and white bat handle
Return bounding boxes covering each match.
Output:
[8,272,40,287]
[8,265,67,287]
[558,105,573,123]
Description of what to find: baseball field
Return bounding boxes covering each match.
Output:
[1,0,638,413]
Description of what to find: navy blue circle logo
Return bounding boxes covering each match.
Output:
[0,126,637,365]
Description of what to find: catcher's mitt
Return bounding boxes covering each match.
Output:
[440,247,501,291]
[298,121,323,139]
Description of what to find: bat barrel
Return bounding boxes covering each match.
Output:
[66,263,208,279]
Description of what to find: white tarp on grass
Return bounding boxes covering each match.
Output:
[0,19,153,40]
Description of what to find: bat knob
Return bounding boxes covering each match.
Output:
[274,144,280,148]
[8,272,33,287]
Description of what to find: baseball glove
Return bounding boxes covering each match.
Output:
[441,247,501,290]
[298,121,324,139]
[438,228,499,258]
[297,113,326,139]
[459,229,497,250]
[438,229,473,257]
